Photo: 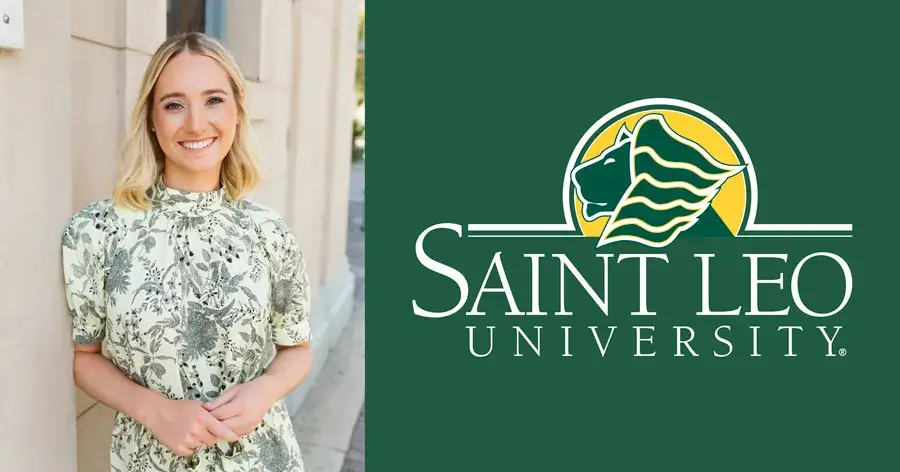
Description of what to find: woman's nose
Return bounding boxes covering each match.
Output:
[185,107,208,134]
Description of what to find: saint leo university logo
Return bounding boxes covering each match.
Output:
[467,98,852,243]
[414,98,856,359]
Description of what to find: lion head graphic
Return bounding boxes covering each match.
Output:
[572,113,745,248]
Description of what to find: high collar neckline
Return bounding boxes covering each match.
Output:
[151,180,226,216]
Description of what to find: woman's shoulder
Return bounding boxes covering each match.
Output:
[64,198,115,228]
[232,197,297,245]
[61,198,140,244]
[233,197,289,227]
[61,199,116,251]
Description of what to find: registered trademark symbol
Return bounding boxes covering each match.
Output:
[839,348,847,356]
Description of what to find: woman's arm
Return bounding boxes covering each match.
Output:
[74,343,239,456]
[256,343,314,401]
[73,343,165,425]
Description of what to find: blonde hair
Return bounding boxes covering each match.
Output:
[112,32,261,210]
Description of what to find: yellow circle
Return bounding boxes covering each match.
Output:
[574,109,747,237]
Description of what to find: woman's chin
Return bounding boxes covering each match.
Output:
[167,155,226,178]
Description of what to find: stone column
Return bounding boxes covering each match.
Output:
[286,0,338,291]
[282,0,357,416]
[321,0,359,280]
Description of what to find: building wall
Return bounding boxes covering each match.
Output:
[0,1,78,470]
[0,1,360,470]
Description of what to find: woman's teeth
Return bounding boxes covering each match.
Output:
[180,138,215,150]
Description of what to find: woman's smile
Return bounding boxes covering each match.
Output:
[179,137,218,151]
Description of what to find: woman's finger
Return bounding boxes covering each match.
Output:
[196,427,218,447]
[201,411,240,443]
[175,446,194,457]
[175,437,200,457]
[204,388,237,410]
[185,435,202,450]
[222,417,248,435]
[208,399,242,421]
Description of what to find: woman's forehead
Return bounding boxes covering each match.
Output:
[156,52,231,94]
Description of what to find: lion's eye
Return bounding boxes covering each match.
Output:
[604,158,616,165]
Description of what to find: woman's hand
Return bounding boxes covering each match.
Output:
[203,344,312,437]
[202,380,277,437]
[144,398,240,457]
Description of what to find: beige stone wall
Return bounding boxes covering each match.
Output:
[0,0,359,470]
[0,1,78,470]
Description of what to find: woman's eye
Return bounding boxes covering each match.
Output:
[207,97,224,106]
[164,102,183,111]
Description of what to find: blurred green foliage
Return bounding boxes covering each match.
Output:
[352,4,365,162]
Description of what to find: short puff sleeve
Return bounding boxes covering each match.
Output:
[61,205,110,345]
[264,215,312,346]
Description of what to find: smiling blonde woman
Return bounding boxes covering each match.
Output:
[61,32,312,471]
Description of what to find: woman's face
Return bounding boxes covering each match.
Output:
[151,52,237,186]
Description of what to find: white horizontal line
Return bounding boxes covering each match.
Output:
[737,234,852,238]
[467,234,587,238]
[746,223,852,232]
[467,224,573,232]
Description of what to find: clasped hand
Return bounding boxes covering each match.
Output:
[145,382,273,457]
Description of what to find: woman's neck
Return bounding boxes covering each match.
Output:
[162,168,222,193]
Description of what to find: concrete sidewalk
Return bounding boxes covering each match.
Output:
[291,161,366,472]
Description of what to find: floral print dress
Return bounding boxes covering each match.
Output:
[61,181,311,472]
